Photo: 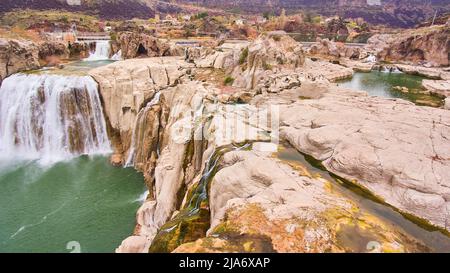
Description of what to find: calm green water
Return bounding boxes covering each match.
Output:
[337,71,443,107]
[0,156,145,253]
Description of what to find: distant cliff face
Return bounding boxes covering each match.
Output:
[169,0,450,28]
[0,0,155,20]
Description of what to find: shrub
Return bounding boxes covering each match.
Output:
[224,76,235,86]
[239,47,249,65]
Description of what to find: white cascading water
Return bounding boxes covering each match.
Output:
[0,73,111,164]
[85,40,111,61]
[125,92,161,167]
[111,50,123,61]
[365,54,377,63]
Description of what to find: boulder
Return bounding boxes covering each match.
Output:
[0,38,40,84]
[278,89,450,231]
[117,32,183,59]
[422,80,450,97]
[376,26,450,67]
[231,34,305,90]
[89,57,193,154]
[175,149,428,253]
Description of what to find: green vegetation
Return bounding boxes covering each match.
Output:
[262,62,272,71]
[239,47,249,65]
[0,9,100,32]
[193,12,209,20]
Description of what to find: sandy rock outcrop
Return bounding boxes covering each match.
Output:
[445,98,450,110]
[301,59,354,82]
[0,38,40,84]
[396,64,450,80]
[376,26,450,67]
[308,38,364,60]
[174,148,427,253]
[277,89,450,231]
[89,57,193,156]
[116,81,212,253]
[117,32,183,59]
[186,41,249,70]
[422,80,450,98]
[38,41,69,62]
[231,34,305,90]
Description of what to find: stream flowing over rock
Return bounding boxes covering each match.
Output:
[0,73,110,164]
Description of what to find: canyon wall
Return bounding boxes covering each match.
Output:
[375,25,450,67]
[88,35,450,253]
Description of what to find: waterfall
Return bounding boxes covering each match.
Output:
[125,92,161,167]
[365,54,377,63]
[85,41,111,61]
[111,50,123,61]
[0,73,111,164]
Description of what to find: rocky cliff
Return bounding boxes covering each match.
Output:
[115,32,183,60]
[375,25,450,67]
[87,35,450,253]
[0,38,40,84]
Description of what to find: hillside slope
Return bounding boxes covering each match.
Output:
[0,0,155,19]
[167,0,450,27]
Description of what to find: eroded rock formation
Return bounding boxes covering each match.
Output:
[116,32,183,59]
[87,33,450,253]
[0,38,40,84]
[277,89,450,231]
[375,26,450,67]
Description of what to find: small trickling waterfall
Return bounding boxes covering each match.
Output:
[0,73,111,164]
[85,41,111,61]
[365,54,377,63]
[125,92,161,167]
[111,50,123,61]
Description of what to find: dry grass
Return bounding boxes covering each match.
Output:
[0,27,42,41]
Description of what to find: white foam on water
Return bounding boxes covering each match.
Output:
[0,73,111,165]
[125,92,161,167]
[85,41,111,61]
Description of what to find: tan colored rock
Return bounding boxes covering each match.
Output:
[231,34,305,90]
[301,59,353,82]
[376,26,450,67]
[397,64,450,80]
[309,39,363,60]
[445,98,450,110]
[117,32,183,59]
[0,38,40,84]
[116,236,150,253]
[422,80,450,97]
[110,153,123,166]
[175,150,428,253]
[89,57,193,154]
[278,89,450,231]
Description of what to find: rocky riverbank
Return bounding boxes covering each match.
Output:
[81,34,450,253]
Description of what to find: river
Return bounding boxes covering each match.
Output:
[0,41,146,253]
[337,71,443,107]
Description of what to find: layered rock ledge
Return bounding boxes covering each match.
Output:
[276,89,450,231]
